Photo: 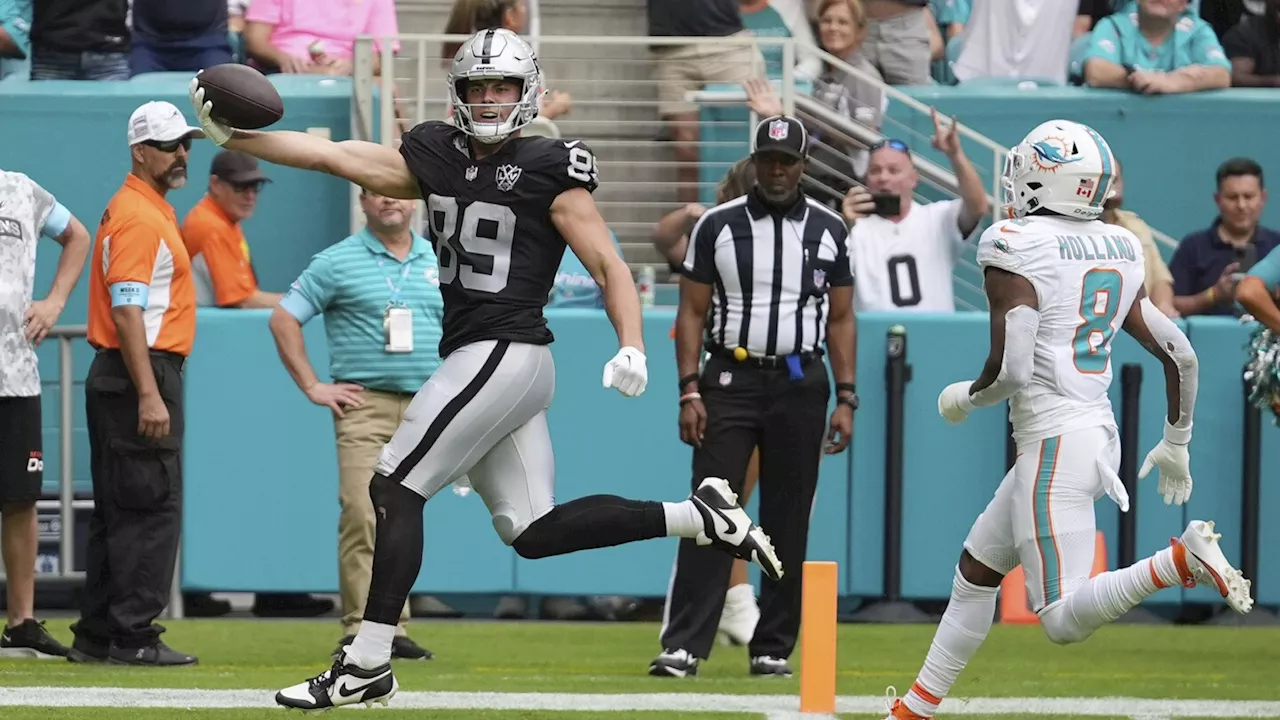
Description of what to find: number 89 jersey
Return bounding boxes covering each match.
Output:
[977,214,1146,446]
[399,121,599,357]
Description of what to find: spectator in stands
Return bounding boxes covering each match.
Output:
[812,0,884,133]
[844,111,987,312]
[1082,0,1231,94]
[440,0,573,126]
[0,0,31,80]
[1101,159,1177,317]
[0,168,90,661]
[1224,0,1280,86]
[858,0,932,85]
[647,0,767,204]
[269,188,439,662]
[28,0,129,81]
[740,0,823,81]
[244,0,398,75]
[128,0,233,75]
[1170,157,1280,316]
[950,0,1076,85]
[1075,0,1115,38]
[182,151,282,309]
[1236,244,1280,333]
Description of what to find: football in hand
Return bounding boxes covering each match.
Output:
[194,64,285,130]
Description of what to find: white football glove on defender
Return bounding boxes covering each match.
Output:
[602,346,647,397]
[1138,422,1193,506]
[938,381,976,425]
[188,74,235,146]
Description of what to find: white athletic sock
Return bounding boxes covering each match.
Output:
[662,500,703,538]
[904,567,998,718]
[1060,546,1182,634]
[346,620,396,668]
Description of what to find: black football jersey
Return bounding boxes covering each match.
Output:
[399,121,600,357]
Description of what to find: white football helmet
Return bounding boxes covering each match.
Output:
[447,28,544,144]
[1001,119,1117,221]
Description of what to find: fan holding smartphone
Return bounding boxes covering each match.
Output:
[840,109,990,312]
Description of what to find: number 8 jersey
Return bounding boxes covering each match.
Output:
[977,214,1147,446]
[399,121,599,358]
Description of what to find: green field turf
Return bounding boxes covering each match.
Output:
[0,619,1275,719]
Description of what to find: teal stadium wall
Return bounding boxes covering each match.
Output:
[4,74,1279,605]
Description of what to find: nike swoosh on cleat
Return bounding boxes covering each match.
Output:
[337,676,388,698]
[703,502,738,536]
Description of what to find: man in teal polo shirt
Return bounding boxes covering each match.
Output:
[1238,247,1280,334]
[1082,0,1229,94]
[269,188,441,661]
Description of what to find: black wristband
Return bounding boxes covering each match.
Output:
[836,382,857,394]
[679,373,699,391]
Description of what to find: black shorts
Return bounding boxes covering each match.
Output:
[0,395,43,505]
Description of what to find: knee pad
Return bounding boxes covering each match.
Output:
[509,506,559,558]
[369,473,425,518]
[1038,599,1093,645]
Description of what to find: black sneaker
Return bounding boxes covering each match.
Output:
[749,655,792,677]
[108,642,198,666]
[276,649,397,710]
[66,634,109,664]
[648,648,698,677]
[392,635,432,660]
[0,619,71,659]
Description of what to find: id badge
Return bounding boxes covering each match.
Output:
[384,306,414,353]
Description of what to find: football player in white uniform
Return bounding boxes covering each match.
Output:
[883,120,1254,720]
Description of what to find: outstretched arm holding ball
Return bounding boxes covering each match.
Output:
[189,73,420,200]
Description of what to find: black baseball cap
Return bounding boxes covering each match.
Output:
[210,150,271,184]
[751,115,809,161]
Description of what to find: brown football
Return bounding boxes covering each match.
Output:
[194,64,284,130]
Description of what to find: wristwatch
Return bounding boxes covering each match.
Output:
[836,382,859,411]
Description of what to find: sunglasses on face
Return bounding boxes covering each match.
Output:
[145,137,192,153]
[228,180,265,194]
[869,138,910,154]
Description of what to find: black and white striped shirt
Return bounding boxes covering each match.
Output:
[682,190,852,356]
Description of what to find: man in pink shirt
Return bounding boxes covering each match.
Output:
[243,0,399,75]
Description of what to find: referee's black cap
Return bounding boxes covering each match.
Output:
[751,115,809,161]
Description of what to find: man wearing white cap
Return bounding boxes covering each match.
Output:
[70,100,203,666]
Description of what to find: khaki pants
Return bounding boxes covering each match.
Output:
[336,389,414,636]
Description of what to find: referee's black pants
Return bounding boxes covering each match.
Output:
[661,353,830,661]
[75,349,185,651]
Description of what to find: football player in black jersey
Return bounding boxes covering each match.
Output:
[190,28,784,711]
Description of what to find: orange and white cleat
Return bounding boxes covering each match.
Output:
[1172,520,1253,614]
[881,687,932,720]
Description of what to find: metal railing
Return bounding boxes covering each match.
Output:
[0,325,183,619]
[349,32,1182,309]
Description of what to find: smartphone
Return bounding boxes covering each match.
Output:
[1234,244,1258,274]
[871,193,901,217]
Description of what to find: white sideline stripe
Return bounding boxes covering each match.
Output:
[0,688,1277,717]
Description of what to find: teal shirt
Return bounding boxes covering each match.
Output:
[280,229,445,394]
[1249,247,1280,291]
[931,0,971,27]
[1085,11,1229,73]
[741,3,792,81]
[0,0,31,58]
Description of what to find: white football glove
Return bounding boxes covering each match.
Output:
[602,346,647,397]
[1139,434,1193,506]
[937,381,976,425]
[188,74,235,146]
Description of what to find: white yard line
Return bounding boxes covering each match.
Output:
[0,688,1277,717]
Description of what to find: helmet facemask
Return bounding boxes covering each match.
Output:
[450,74,544,144]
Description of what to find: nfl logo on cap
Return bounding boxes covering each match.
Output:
[769,119,789,140]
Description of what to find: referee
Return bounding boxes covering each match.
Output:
[652,115,857,678]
